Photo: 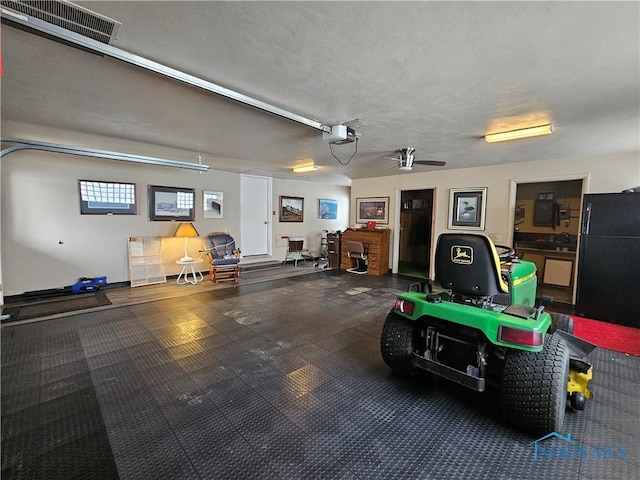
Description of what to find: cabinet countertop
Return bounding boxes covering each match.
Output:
[516,247,576,257]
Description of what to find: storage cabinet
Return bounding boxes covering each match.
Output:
[340,228,390,276]
[516,247,576,304]
[327,232,342,269]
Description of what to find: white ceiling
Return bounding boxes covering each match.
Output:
[1,1,639,186]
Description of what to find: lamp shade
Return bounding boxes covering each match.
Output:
[174,222,199,238]
[174,223,199,262]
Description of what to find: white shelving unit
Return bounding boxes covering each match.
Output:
[127,236,166,287]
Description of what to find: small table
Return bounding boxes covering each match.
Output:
[176,259,204,285]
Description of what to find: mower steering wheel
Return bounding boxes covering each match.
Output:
[495,244,516,262]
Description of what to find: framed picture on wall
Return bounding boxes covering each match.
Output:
[78,179,137,215]
[203,191,223,218]
[279,196,304,222]
[356,197,389,224]
[318,198,338,219]
[148,185,195,221]
[448,187,487,230]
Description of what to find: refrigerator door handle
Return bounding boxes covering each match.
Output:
[583,203,592,235]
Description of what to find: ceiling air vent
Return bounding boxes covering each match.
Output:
[0,0,121,44]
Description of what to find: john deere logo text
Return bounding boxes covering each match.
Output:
[452,246,473,264]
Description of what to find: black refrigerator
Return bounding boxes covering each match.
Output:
[575,192,640,328]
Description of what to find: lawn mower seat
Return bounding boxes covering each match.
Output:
[435,233,508,297]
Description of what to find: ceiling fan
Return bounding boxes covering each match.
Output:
[384,148,446,171]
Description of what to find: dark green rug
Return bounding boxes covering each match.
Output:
[2,292,112,322]
[398,261,430,279]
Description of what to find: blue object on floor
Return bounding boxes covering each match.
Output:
[71,276,107,294]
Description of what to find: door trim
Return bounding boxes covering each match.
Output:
[508,173,590,304]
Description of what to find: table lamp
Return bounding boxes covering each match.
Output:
[174,222,200,262]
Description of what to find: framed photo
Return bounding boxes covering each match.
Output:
[279,195,304,222]
[448,188,487,230]
[148,185,195,221]
[203,191,223,219]
[356,197,389,224]
[78,179,136,215]
[318,198,338,219]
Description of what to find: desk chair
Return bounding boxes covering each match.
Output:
[201,232,241,283]
[345,241,367,274]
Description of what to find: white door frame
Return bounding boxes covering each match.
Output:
[508,172,591,304]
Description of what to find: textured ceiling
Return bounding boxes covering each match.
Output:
[1,1,639,185]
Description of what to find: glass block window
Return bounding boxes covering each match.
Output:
[176,190,194,209]
[78,180,137,214]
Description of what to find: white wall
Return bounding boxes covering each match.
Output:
[3,146,636,296]
[271,177,350,260]
[0,149,350,296]
[1,148,241,296]
[352,151,640,276]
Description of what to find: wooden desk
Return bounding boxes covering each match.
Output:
[340,228,390,275]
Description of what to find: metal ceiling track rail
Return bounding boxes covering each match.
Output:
[0,6,331,134]
[0,137,209,171]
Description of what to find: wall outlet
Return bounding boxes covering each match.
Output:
[494,234,504,243]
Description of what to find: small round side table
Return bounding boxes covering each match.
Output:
[176,259,204,285]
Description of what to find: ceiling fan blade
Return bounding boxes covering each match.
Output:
[414,160,446,167]
[382,149,445,171]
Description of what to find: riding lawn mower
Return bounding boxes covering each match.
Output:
[380,233,595,435]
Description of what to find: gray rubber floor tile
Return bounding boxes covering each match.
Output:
[2,273,639,480]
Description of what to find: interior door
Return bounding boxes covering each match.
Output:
[398,189,434,279]
[241,175,270,256]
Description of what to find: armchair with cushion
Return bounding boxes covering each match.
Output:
[201,232,241,283]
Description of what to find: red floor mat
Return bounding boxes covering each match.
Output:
[572,315,640,356]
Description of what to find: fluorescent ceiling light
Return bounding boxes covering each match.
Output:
[293,164,319,173]
[485,124,553,143]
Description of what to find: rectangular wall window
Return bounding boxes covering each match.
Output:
[78,180,137,215]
